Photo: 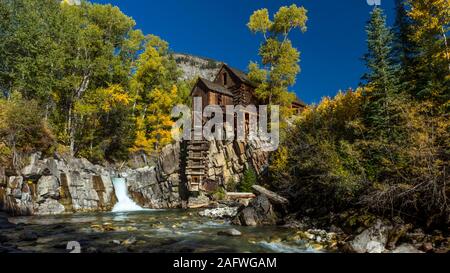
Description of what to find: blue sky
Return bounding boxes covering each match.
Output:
[92,0,396,104]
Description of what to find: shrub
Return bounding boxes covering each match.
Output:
[238,168,257,193]
[211,187,227,201]
[0,93,55,168]
[225,178,237,192]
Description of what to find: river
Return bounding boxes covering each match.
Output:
[6,209,319,253]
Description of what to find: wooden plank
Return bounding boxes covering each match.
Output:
[226,192,256,199]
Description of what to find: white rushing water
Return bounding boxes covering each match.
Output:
[112,178,144,212]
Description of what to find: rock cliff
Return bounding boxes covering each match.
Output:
[0,139,268,216]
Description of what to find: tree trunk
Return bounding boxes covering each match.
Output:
[68,73,91,156]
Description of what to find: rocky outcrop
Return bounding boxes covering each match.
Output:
[173,53,222,81]
[205,139,268,188]
[0,153,118,216]
[0,138,267,216]
[125,143,182,209]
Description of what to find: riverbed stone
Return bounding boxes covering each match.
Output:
[218,229,242,236]
[391,244,424,253]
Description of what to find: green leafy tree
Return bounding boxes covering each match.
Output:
[0,0,147,160]
[130,36,181,154]
[405,0,450,107]
[0,93,54,168]
[247,5,308,119]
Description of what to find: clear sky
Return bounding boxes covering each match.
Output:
[91,0,396,104]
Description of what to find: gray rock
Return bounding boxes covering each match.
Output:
[21,153,47,179]
[188,195,210,209]
[1,136,269,215]
[218,229,242,237]
[366,241,385,253]
[173,53,221,82]
[34,199,65,215]
[7,176,23,190]
[348,219,392,253]
[36,176,60,201]
[235,207,258,226]
[199,207,238,219]
[391,244,424,253]
[233,195,277,227]
[158,143,180,175]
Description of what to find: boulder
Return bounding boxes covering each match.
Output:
[232,195,277,226]
[218,229,242,237]
[391,244,424,253]
[188,195,210,209]
[347,219,392,253]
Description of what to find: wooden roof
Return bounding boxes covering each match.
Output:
[219,64,257,88]
[293,96,307,107]
[196,77,233,96]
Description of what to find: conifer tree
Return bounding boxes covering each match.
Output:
[362,7,398,135]
[392,0,417,92]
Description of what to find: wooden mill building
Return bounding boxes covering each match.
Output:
[185,64,306,193]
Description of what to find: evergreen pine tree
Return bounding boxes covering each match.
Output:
[392,0,417,93]
[362,7,398,136]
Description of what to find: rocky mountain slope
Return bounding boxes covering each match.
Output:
[173,53,222,81]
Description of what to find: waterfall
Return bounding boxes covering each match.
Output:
[112,178,143,212]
